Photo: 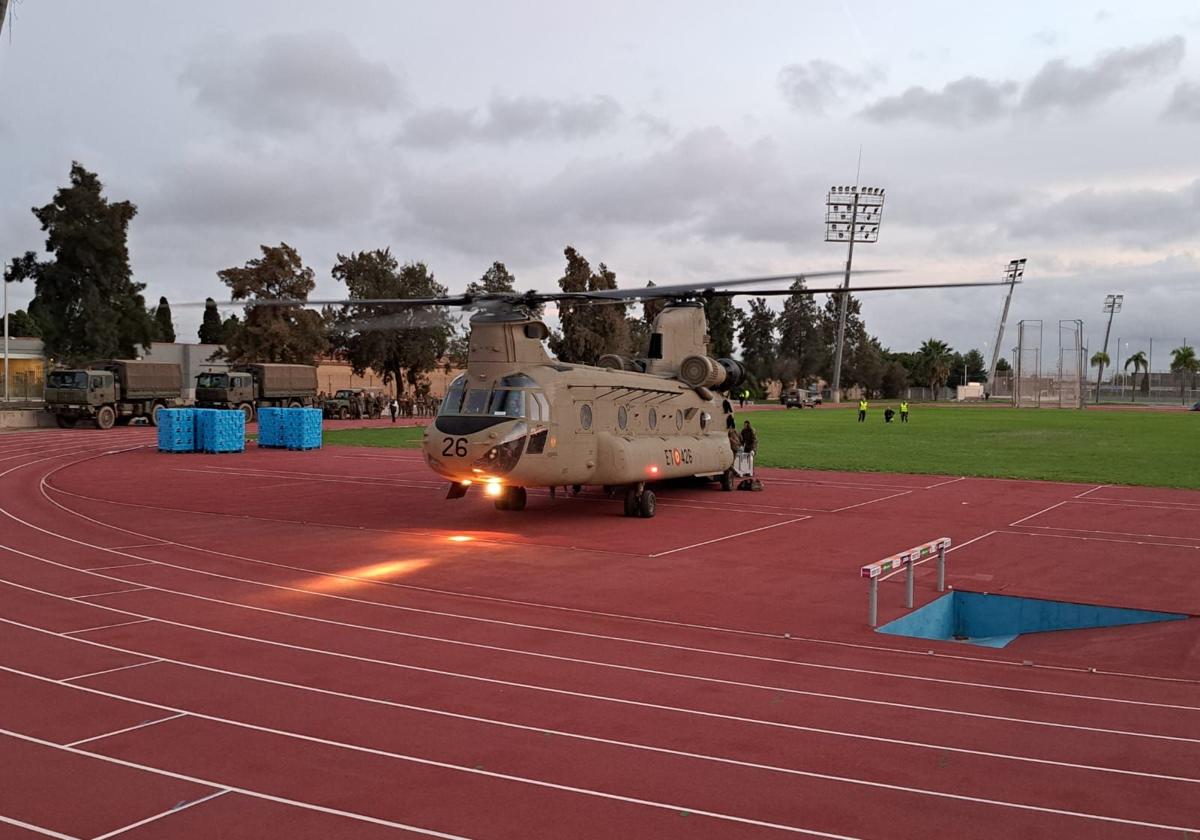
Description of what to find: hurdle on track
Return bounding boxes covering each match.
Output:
[861,537,951,626]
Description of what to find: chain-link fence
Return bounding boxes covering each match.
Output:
[1087,337,1198,406]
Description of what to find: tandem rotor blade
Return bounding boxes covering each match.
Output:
[697,278,1023,297]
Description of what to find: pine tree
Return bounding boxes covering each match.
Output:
[7,163,156,363]
[737,298,778,385]
[153,296,176,343]
[466,261,517,296]
[776,279,821,386]
[216,243,327,364]
[198,298,224,343]
[702,297,741,358]
[549,247,630,364]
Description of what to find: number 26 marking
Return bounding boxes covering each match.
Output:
[442,437,468,457]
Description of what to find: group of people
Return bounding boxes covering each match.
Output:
[857,398,910,424]
[317,391,440,422]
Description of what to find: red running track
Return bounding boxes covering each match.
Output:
[0,427,1198,839]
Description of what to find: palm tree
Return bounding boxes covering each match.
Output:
[1124,351,1148,402]
[1090,351,1111,404]
[919,339,953,400]
[1169,345,1198,402]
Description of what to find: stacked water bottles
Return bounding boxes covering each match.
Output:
[257,407,322,451]
[194,409,246,453]
[156,408,196,453]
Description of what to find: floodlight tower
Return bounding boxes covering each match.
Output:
[987,258,1025,393]
[825,185,884,403]
[1094,293,1123,404]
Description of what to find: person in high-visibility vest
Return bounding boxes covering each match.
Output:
[899,400,910,423]
[858,397,868,423]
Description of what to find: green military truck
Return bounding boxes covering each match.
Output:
[323,387,385,420]
[194,363,318,422]
[45,360,185,429]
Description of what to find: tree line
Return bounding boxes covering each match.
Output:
[6,162,1008,398]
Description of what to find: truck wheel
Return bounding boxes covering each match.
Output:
[339,408,350,420]
[287,400,302,409]
[239,403,255,423]
[95,406,116,430]
[149,404,163,427]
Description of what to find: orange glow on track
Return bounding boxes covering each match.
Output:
[447,535,474,542]
[303,558,433,592]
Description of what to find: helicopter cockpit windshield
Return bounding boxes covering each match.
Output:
[438,374,547,421]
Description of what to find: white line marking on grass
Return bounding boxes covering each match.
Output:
[0,814,77,840]
[63,659,162,683]
[0,728,475,840]
[8,618,1199,788]
[1,662,1196,835]
[66,712,186,747]
[62,619,151,636]
[649,517,811,557]
[90,789,231,840]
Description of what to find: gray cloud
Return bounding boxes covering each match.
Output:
[397,94,622,148]
[777,60,879,113]
[859,77,1019,126]
[1020,36,1186,112]
[1163,80,1200,120]
[180,31,401,132]
[1005,179,1200,244]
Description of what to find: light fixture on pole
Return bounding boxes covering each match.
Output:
[987,258,1025,393]
[1094,293,1123,404]
[825,185,885,403]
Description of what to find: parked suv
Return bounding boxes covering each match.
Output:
[780,388,821,409]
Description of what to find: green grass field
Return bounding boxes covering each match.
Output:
[323,406,1199,489]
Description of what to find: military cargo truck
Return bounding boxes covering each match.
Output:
[45,360,185,429]
[194,363,318,422]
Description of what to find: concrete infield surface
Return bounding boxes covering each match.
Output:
[1,426,1199,840]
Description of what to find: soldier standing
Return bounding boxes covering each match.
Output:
[858,396,868,423]
[900,400,910,423]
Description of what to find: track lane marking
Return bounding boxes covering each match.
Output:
[17,477,1200,711]
[62,619,152,637]
[4,571,1200,751]
[830,490,912,512]
[997,530,1200,551]
[62,659,162,683]
[72,587,150,600]
[66,712,188,748]
[0,815,78,840]
[90,789,231,840]
[1008,499,1070,527]
[0,659,1195,835]
[1012,523,1200,544]
[0,728,474,840]
[648,517,811,557]
[5,615,1198,787]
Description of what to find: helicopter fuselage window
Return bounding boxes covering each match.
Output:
[675,409,684,430]
[580,403,593,430]
[489,389,525,418]
[648,333,664,359]
[439,380,466,416]
[649,408,657,430]
[462,389,490,415]
[617,405,628,430]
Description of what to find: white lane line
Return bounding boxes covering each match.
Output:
[6,617,1197,787]
[16,448,1198,695]
[830,490,912,513]
[1014,523,1200,544]
[997,530,1200,551]
[63,619,151,636]
[924,476,968,489]
[1073,498,1200,511]
[72,587,149,600]
[107,543,168,551]
[62,659,162,683]
[1073,484,1108,499]
[87,563,154,571]
[90,789,231,840]
[649,517,811,557]
[5,574,1199,752]
[11,532,1196,717]
[0,814,77,840]
[66,712,187,747]
[1008,499,1069,527]
[1,661,1194,835]
[0,728,475,840]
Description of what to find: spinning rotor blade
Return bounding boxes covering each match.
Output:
[699,278,1023,298]
[577,268,889,301]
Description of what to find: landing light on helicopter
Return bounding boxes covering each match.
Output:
[485,479,503,497]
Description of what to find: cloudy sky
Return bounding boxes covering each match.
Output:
[2,1,1198,367]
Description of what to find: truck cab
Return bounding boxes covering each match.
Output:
[195,371,256,420]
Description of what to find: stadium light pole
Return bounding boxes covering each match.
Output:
[1094,294,1123,404]
[3,276,8,402]
[825,185,885,403]
[987,258,1025,394]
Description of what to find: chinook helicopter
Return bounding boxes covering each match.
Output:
[262,271,1013,518]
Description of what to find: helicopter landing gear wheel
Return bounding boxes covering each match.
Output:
[720,468,735,492]
[496,486,526,512]
[623,485,656,518]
